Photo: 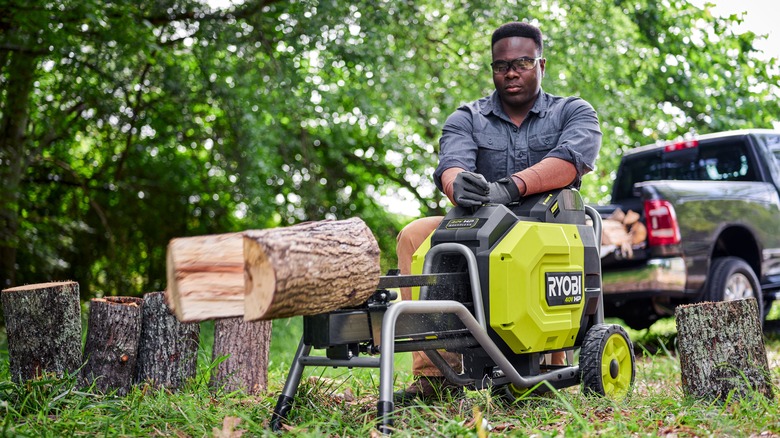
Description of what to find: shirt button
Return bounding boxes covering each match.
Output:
[512,128,518,132]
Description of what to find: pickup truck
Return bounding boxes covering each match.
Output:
[598,129,780,329]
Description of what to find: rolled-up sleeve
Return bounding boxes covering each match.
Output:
[433,109,477,191]
[543,98,602,179]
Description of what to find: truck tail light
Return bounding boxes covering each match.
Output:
[644,200,681,246]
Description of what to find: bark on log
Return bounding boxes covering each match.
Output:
[81,297,143,395]
[166,232,244,322]
[134,292,200,389]
[1,281,82,383]
[243,217,380,320]
[676,298,773,401]
[165,218,381,322]
[209,316,272,395]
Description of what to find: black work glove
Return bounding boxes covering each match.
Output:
[487,177,522,205]
[452,171,489,207]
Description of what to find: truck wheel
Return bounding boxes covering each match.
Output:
[580,324,635,399]
[704,257,763,320]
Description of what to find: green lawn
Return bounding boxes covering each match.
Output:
[1,311,779,437]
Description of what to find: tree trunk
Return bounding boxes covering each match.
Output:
[134,291,200,390]
[1,281,82,383]
[243,217,380,320]
[165,218,381,322]
[209,316,272,395]
[81,296,143,395]
[0,51,38,289]
[676,298,773,401]
[165,232,245,322]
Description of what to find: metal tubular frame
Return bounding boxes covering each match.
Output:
[273,206,605,434]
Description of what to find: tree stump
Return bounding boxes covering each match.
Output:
[243,217,380,320]
[134,292,200,390]
[1,281,82,383]
[81,297,143,395]
[676,298,773,401]
[209,316,272,395]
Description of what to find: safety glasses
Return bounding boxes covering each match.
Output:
[490,57,544,74]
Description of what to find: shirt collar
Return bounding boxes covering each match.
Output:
[483,89,549,120]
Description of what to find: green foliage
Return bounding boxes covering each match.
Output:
[1,0,778,297]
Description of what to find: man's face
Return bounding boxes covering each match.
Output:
[491,36,545,111]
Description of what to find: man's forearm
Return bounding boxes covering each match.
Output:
[512,157,578,196]
[440,158,579,204]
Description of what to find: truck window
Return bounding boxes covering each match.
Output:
[614,138,756,201]
[697,142,755,181]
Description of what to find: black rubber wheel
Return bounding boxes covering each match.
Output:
[764,298,775,319]
[704,257,764,321]
[580,324,635,399]
[491,381,549,403]
[490,356,553,403]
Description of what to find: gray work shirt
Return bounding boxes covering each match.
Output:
[433,89,602,191]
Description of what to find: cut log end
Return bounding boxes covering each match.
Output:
[166,233,245,322]
[95,296,143,307]
[3,280,78,293]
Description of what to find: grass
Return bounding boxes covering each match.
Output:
[1,311,780,437]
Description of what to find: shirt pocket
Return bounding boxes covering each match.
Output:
[528,130,561,164]
[473,133,509,178]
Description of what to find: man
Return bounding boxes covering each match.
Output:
[394,21,602,403]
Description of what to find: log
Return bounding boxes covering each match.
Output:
[165,218,381,322]
[166,232,244,322]
[209,316,272,395]
[676,298,773,401]
[81,296,143,395]
[134,292,200,389]
[243,217,380,320]
[1,281,82,383]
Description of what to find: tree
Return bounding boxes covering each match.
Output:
[1,0,286,295]
[1,0,778,299]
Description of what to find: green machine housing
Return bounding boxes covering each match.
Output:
[411,189,603,379]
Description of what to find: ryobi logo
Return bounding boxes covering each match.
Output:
[545,272,583,306]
